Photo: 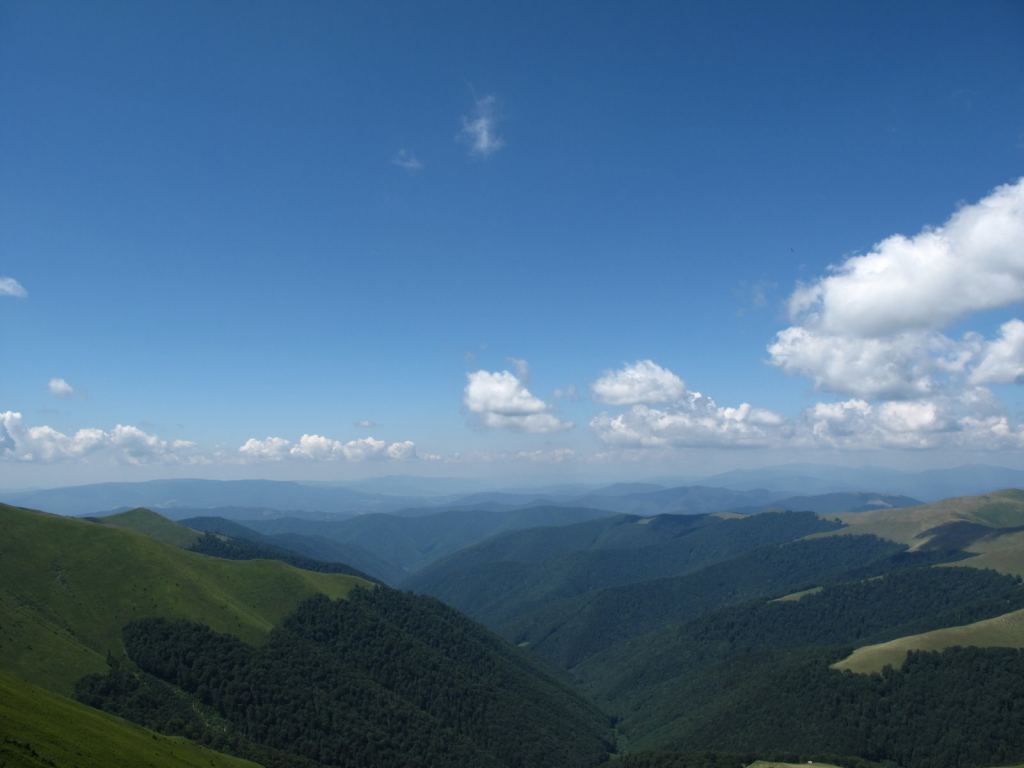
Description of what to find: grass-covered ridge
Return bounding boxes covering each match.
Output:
[93,506,202,547]
[823,489,1024,547]
[0,671,261,768]
[0,503,369,693]
[833,606,1024,674]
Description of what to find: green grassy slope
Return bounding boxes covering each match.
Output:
[833,607,1024,674]
[95,507,201,548]
[811,491,1024,673]
[0,503,369,693]
[821,489,1024,547]
[0,671,260,768]
[951,529,1024,577]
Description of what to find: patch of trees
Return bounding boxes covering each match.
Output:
[188,532,376,581]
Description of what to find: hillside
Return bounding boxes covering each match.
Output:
[245,504,617,575]
[1,502,612,768]
[409,512,905,664]
[729,491,921,515]
[181,515,407,583]
[76,589,612,768]
[0,672,261,768]
[833,606,1024,674]
[93,507,202,547]
[0,503,368,693]
[572,566,1024,767]
[823,490,1024,547]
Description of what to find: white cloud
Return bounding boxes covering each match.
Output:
[48,378,74,397]
[785,178,1024,337]
[801,393,1024,451]
[392,149,423,172]
[386,440,417,460]
[0,277,27,298]
[770,178,1024,400]
[590,360,786,448]
[768,327,962,399]
[591,360,686,405]
[463,368,572,433]
[591,395,786,449]
[237,433,417,462]
[460,95,504,157]
[0,412,200,464]
[354,418,377,428]
[238,436,291,460]
[971,319,1024,385]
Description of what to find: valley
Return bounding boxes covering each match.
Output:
[4,475,1024,767]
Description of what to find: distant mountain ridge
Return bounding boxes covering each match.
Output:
[5,465,1020,519]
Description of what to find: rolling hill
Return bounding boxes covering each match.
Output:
[407,511,937,667]
[0,502,369,693]
[92,506,202,547]
[1,501,612,768]
[244,504,618,575]
[0,671,260,768]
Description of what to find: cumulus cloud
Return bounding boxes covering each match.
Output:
[770,178,1024,400]
[801,393,1024,450]
[0,277,27,297]
[463,368,572,433]
[768,327,966,399]
[460,95,504,157]
[238,433,417,462]
[392,149,423,172]
[386,440,417,460]
[786,178,1024,337]
[971,319,1024,385]
[589,361,786,448]
[592,396,786,449]
[0,412,200,464]
[592,360,686,405]
[48,378,74,397]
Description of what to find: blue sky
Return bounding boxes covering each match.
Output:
[2,0,1024,487]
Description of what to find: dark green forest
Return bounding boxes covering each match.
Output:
[78,587,611,768]
[575,567,1024,768]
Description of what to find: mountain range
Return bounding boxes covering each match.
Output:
[7,482,1024,767]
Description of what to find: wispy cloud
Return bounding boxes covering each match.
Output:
[0,277,27,298]
[460,95,504,157]
[392,148,423,172]
[354,418,377,428]
[48,378,74,397]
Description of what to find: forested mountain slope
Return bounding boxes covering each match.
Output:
[244,504,617,575]
[1,502,612,768]
[0,503,367,693]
